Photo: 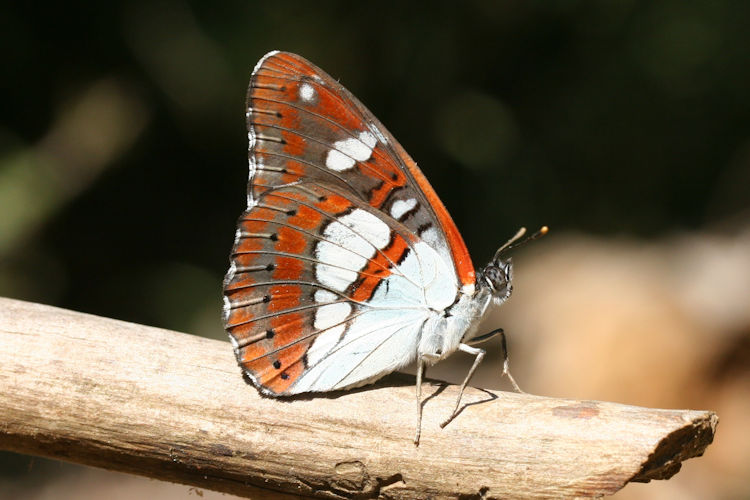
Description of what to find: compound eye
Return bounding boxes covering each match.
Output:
[484,266,507,292]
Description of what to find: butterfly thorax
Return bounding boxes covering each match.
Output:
[417,283,495,364]
[419,257,514,362]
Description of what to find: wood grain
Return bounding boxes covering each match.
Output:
[0,297,717,499]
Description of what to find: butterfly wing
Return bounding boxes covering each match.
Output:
[223,51,475,395]
[244,51,476,289]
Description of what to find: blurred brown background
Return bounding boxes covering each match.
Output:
[1,1,749,498]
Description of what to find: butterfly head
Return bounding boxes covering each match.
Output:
[482,258,514,305]
[482,226,548,305]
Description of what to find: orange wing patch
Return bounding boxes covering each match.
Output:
[351,233,410,302]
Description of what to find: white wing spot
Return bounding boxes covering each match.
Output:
[314,209,392,291]
[390,198,417,219]
[420,227,439,246]
[299,82,316,102]
[314,302,352,332]
[314,289,339,303]
[222,295,231,322]
[225,261,237,282]
[325,131,377,172]
[370,124,388,144]
[325,149,355,171]
[315,261,359,292]
[247,153,262,208]
[339,209,391,248]
[306,325,344,366]
[359,131,377,149]
[307,302,353,366]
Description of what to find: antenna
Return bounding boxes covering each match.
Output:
[493,226,548,261]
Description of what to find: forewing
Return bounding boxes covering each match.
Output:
[246,51,476,289]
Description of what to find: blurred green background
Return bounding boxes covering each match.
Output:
[2,0,749,497]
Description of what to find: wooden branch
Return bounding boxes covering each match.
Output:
[0,297,717,499]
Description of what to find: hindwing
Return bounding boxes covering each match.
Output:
[224,182,457,394]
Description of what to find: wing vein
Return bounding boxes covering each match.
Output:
[251,95,402,181]
[302,314,424,389]
[242,309,370,363]
[229,279,427,310]
[251,150,361,197]
[267,188,425,291]
[236,217,408,279]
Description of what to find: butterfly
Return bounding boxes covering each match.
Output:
[222,51,546,444]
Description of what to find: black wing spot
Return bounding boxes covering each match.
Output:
[280,372,289,380]
[263,295,271,303]
[398,200,421,221]
[266,263,276,271]
[332,205,355,218]
[273,360,282,369]
[397,247,411,265]
[367,180,385,200]
[270,233,279,241]
[417,222,433,236]
[266,329,275,339]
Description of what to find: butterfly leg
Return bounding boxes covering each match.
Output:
[499,329,524,393]
[440,343,484,429]
[414,358,426,445]
[414,353,439,445]
[469,327,524,393]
